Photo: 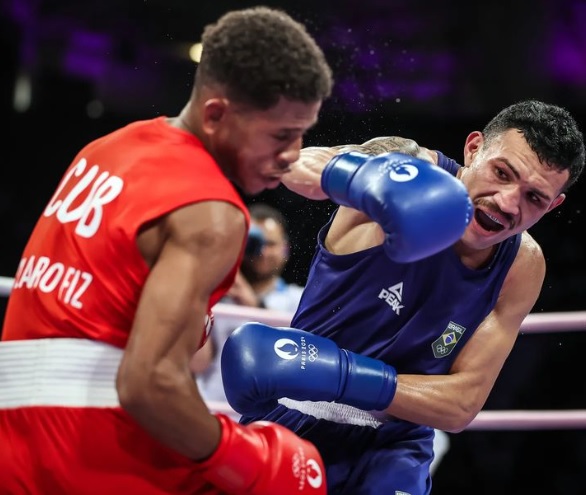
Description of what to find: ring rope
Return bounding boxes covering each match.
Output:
[204,400,586,430]
[4,275,586,333]
[2,274,585,429]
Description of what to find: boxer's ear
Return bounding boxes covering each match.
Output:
[547,193,565,213]
[462,131,483,167]
[202,98,229,134]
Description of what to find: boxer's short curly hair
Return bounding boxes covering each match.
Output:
[196,6,333,109]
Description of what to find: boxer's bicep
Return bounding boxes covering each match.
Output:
[122,201,246,387]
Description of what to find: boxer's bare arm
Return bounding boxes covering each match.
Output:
[190,335,215,375]
[386,233,545,432]
[283,146,338,200]
[283,136,437,199]
[117,200,247,460]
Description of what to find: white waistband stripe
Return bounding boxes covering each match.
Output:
[0,339,123,408]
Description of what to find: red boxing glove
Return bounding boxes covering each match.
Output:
[199,414,326,495]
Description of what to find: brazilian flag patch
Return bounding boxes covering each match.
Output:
[431,321,466,358]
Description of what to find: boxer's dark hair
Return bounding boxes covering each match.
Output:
[196,6,333,109]
[482,100,585,191]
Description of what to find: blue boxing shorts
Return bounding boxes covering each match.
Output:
[240,399,435,495]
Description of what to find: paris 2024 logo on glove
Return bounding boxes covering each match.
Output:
[387,162,419,183]
[273,337,318,369]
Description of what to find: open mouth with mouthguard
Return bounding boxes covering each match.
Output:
[475,209,506,232]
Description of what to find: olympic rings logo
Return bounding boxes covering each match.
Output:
[307,344,318,362]
[435,344,449,355]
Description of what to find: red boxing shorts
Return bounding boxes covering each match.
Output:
[0,339,222,495]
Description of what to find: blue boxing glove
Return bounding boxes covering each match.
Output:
[321,151,473,263]
[221,322,397,416]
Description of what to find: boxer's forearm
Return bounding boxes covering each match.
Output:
[282,146,338,200]
[386,374,484,433]
[282,137,438,201]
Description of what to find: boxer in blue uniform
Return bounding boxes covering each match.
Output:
[222,100,585,494]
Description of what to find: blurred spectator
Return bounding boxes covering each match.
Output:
[192,203,304,407]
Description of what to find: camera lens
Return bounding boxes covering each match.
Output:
[245,225,265,257]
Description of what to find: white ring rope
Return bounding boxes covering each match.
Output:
[3,275,586,333]
[2,274,586,429]
[205,401,586,431]
[1,276,17,297]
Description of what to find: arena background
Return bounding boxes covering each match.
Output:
[1,1,585,493]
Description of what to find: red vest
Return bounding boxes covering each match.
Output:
[3,117,248,348]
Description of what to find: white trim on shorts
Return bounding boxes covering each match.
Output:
[277,397,387,429]
[0,338,122,408]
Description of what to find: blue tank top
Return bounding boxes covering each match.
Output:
[292,152,521,374]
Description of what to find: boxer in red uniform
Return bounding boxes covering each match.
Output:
[0,7,332,494]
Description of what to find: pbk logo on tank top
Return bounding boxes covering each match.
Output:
[43,158,124,238]
[378,282,404,315]
[432,321,466,358]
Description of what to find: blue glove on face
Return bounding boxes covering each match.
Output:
[221,322,397,416]
[321,151,473,263]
